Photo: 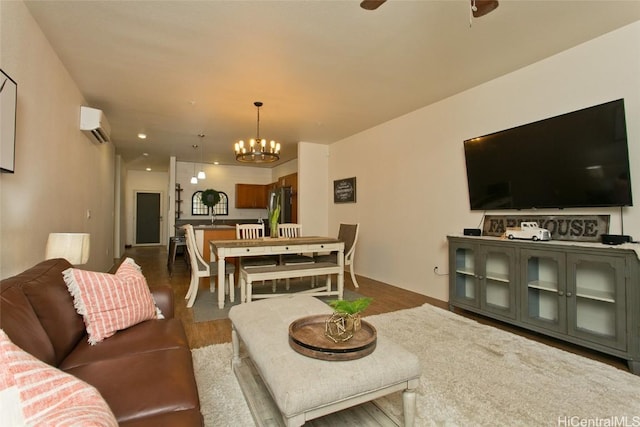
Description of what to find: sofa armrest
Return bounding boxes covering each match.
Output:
[150,285,174,319]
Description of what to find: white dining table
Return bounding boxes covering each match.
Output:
[209,236,344,309]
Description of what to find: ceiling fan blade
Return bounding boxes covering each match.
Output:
[360,0,387,11]
[472,0,499,18]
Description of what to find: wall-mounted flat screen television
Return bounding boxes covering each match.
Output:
[463,99,633,210]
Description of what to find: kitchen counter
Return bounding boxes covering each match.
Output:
[191,226,237,262]
[175,218,261,228]
[191,225,235,230]
[175,221,269,262]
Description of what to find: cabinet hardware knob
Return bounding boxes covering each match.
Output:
[566,292,572,297]
[477,275,484,280]
[559,291,564,296]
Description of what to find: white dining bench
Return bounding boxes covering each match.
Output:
[239,262,343,303]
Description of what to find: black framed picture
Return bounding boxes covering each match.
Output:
[0,69,17,173]
[334,177,356,203]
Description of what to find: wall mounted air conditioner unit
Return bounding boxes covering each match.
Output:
[80,106,111,144]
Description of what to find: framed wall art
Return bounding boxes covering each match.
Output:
[334,177,356,203]
[0,69,17,173]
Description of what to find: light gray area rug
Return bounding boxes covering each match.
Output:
[192,303,640,426]
[192,343,254,426]
[191,279,363,323]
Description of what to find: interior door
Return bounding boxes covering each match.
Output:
[135,192,162,245]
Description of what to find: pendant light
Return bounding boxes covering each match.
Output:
[197,134,206,179]
[190,145,199,184]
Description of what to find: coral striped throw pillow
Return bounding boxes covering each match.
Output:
[64,258,158,345]
[0,329,117,426]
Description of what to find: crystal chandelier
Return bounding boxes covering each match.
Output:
[234,101,280,163]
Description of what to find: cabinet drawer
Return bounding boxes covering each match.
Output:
[305,243,341,252]
[228,246,267,256]
[278,245,304,253]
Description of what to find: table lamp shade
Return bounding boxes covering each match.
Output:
[45,233,90,265]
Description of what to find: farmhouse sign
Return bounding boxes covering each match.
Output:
[482,215,610,242]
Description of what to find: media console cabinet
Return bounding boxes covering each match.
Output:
[447,235,639,375]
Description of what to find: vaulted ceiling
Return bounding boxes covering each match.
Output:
[24,1,640,171]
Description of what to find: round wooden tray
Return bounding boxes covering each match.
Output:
[288,315,377,361]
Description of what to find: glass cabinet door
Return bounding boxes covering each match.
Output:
[452,245,479,308]
[480,247,516,319]
[567,254,626,351]
[521,249,566,333]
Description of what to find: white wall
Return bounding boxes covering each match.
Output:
[299,142,329,237]
[167,156,177,240]
[0,1,116,278]
[169,159,299,240]
[328,21,640,301]
[271,159,298,181]
[113,155,126,258]
[125,170,169,246]
[176,161,272,221]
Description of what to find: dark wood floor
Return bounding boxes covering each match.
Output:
[123,245,630,373]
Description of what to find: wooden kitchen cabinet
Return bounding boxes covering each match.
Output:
[278,173,297,189]
[235,184,268,208]
[267,182,278,195]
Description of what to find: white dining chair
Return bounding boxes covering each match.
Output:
[235,223,265,239]
[183,224,235,308]
[314,223,360,288]
[277,223,301,238]
[235,223,278,292]
[278,223,315,289]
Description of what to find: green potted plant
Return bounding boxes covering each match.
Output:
[201,189,220,224]
[267,189,281,238]
[325,297,373,343]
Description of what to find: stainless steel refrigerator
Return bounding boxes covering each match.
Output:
[279,186,292,223]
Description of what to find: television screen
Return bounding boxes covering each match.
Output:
[463,99,633,210]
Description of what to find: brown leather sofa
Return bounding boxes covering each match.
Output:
[0,258,203,426]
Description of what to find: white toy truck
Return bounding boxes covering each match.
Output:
[505,222,551,241]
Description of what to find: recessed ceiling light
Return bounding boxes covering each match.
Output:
[138,133,147,139]
[145,167,152,171]
[143,152,149,157]
[214,161,219,165]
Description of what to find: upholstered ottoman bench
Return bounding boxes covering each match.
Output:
[229,295,420,426]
